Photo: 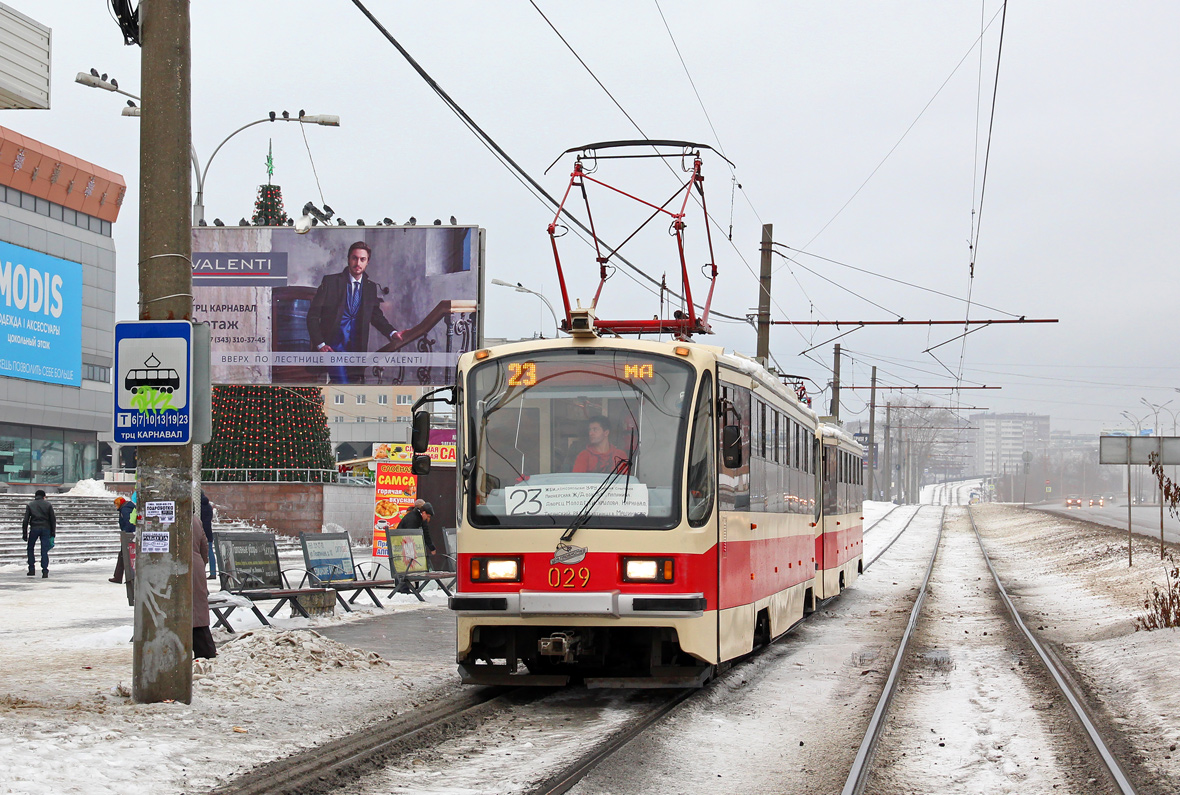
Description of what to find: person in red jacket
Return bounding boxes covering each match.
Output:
[571,416,629,475]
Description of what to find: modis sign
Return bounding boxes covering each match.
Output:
[0,241,83,387]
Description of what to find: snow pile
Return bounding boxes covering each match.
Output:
[193,629,388,696]
[65,478,116,497]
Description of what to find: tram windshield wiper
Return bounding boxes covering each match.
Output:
[560,456,633,545]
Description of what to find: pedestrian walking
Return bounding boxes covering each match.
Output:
[200,491,217,581]
[192,504,216,659]
[22,489,56,578]
[110,495,135,584]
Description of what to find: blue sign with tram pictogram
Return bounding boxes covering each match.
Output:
[113,320,193,445]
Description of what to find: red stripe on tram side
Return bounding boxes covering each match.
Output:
[718,532,815,610]
[820,518,864,569]
[456,550,721,610]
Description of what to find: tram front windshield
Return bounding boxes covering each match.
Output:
[467,349,697,529]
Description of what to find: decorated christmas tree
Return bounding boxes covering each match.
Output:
[251,140,289,226]
[204,386,333,481]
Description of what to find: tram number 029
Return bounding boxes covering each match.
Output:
[549,566,591,588]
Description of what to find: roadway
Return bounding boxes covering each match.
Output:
[1031,499,1180,546]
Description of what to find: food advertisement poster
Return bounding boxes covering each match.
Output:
[372,461,420,567]
[371,429,456,467]
[191,225,482,386]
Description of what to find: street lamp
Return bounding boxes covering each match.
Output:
[1122,410,1146,503]
[491,279,562,338]
[77,71,339,225]
[1140,397,1172,437]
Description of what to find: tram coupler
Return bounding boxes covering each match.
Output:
[538,632,581,663]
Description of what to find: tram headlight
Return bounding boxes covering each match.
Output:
[622,557,674,583]
[470,556,522,582]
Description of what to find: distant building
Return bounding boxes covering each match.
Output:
[970,413,1050,476]
[0,125,125,489]
[321,384,424,462]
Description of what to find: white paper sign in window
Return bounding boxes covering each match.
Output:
[505,483,649,517]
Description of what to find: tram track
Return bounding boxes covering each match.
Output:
[841,505,1138,795]
[518,507,934,794]
[210,510,935,795]
[209,686,535,795]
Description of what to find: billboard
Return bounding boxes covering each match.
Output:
[192,225,482,386]
[372,460,425,570]
[0,241,83,386]
[372,429,456,467]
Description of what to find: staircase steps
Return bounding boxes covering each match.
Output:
[0,494,301,566]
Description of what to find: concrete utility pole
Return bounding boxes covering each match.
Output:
[830,344,841,421]
[134,0,195,704]
[867,366,877,499]
[884,404,893,503]
[756,224,773,365]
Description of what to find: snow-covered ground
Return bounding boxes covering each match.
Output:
[0,557,456,795]
[4,504,1180,794]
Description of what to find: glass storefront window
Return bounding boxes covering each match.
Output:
[65,431,99,483]
[0,424,99,484]
[0,423,32,483]
[31,427,64,483]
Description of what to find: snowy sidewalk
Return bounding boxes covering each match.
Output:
[0,558,460,795]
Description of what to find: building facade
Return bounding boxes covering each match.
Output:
[321,384,423,462]
[0,126,125,488]
[970,412,1051,476]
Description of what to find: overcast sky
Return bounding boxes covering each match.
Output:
[14,1,1180,436]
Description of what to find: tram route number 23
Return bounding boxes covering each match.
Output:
[508,487,544,515]
[548,566,591,588]
[508,361,537,387]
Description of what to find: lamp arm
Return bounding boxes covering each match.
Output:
[197,118,279,208]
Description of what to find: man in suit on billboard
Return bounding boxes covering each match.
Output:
[306,241,404,383]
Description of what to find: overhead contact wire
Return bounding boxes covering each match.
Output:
[348,0,747,323]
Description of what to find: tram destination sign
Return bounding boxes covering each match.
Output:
[113,320,193,445]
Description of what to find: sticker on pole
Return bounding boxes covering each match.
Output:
[141,531,170,553]
[113,321,193,445]
[145,501,176,526]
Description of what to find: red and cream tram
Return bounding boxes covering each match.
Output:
[412,335,864,687]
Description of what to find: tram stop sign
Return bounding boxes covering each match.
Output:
[113,320,193,445]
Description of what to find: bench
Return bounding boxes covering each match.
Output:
[213,531,331,625]
[298,531,401,612]
[374,527,458,602]
[207,591,254,633]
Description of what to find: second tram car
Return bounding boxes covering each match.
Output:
[415,333,864,687]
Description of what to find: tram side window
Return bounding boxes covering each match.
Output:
[718,383,750,512]
[686,373,715,526]
[758,401,767,458]
[823,445,837,516]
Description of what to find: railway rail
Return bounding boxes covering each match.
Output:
[841,506,1138,795]
[214,505,998,795]
[210,508,930,795]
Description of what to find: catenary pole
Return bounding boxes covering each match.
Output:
[867,366,877,500]
[756,224,772,365]
[134,0,195,704]
[830,344,841,421]
[884,404,893,503]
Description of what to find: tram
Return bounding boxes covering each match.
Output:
[410,141,864,686]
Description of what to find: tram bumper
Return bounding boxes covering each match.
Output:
[452,591,714,687]
[449,591,707,617]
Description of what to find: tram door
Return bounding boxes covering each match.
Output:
[816,440,839,598]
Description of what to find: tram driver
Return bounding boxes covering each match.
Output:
[571,416,630,474]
